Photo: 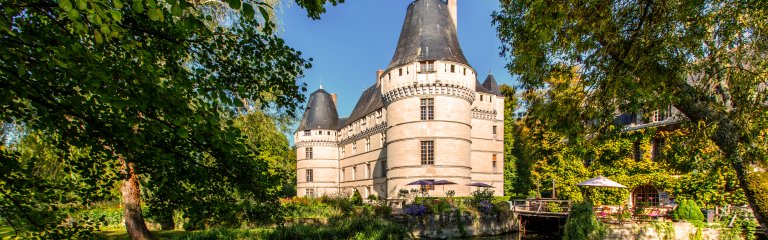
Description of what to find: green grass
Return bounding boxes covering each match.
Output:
[102,228,273,240]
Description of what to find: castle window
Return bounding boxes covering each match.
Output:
[352,166,357,180]
[421,141,434,165]
[420,98,434,120]
[366,163,370,178]
[341,169,345,181]
[399,68,402,76]
[304,130,311,136]
[306,188,315,198]
[492,154,498,173]
[633,141,642,161]
[480,95,484,101]
[306,169,313,182]
[365,137,371,151]
[421,179,435,191]
[652,138,666,161]
[463,68,467,75]
[341,146,345,158]
[353,142,357,154]
[493,125,497,135]
[380,133,386,148]
[450,65,455,73]
[419,61,435,73]
[633,185,660,207]
[306,147,313,159]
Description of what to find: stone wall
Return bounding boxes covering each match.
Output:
[406,211,520,239]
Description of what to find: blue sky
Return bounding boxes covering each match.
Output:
[277,0,517,141]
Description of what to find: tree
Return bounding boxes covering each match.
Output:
[493,0,768,233]
[0,0,343,238]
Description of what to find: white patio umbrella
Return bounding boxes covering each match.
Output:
[577,176,627,188]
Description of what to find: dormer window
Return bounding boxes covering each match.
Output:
[450,65,455,73]
[419,61,435,73]
[303,130,311,136]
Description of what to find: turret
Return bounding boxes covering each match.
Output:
[382,0,475,197]
[295,88,341,197]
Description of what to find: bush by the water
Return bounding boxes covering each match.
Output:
[563,202,606,240]
[672,199,704,222]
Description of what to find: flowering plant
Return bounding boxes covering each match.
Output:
[477,200,494,214]
[404,204,428,216]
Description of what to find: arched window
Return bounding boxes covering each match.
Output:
[633,185,660,207]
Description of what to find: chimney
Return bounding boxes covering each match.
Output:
[330,93,338,107]
[376,70,384,87]
[448,0,457,30]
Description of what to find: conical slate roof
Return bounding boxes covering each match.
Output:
[341,84,384,128]
[482,73,502,96]
[387,0,469,70]
[297,89,339,131]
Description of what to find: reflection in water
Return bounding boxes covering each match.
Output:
[471,231,560,240]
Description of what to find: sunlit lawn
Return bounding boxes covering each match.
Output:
[101,227,273,240]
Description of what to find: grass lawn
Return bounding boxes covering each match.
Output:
[101,228,273,240]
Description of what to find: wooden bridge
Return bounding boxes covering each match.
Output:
[508,199,572,218]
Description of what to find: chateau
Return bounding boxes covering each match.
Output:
[294,0,504,199]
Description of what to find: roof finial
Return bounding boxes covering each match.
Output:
[319,81,324,89]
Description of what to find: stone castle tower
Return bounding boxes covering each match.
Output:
[295,0,504,199]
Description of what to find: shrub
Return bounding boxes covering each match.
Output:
[367,194,378,202]
[477,200,494,214]
[397,189,410,198]
[404,204,428,217]
[471,188,494,204]
[563,202,607,240]
[445,190,455,197]
[351,190,363,206]
[671,199,704,222]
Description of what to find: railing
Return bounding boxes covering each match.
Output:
[509,199,572,216]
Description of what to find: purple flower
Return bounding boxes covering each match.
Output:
[404,204,428,216]
[478,200,494,214]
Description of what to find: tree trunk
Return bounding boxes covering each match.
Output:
[121,159,152,240]
[670,80,768,236]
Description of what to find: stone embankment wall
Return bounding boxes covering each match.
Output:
[605,222,720,240]
[406,211,519,239]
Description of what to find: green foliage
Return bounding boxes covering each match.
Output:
[350,190,363,206]
[455,209,467,238]
[563,202,606,240]
[672,199,705,222]
[471,188,495,204]
[0,0,346,236]
[367,195,378,201]
[265,216,409,240]
[281,197,342,219]
[650,222,676,240]
[493,0,768,230]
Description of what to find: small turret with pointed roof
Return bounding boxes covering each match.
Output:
[482,73,502,96]
[297,88,339,131]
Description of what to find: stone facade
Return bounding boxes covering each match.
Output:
[295,0,504,199]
